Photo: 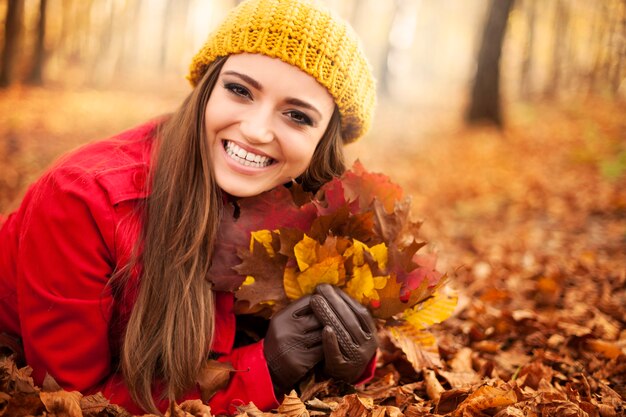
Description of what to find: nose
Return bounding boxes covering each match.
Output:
[240,108,274,144]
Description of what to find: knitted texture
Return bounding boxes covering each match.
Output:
[188,0,375,143]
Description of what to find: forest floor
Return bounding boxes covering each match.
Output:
[0,86,625,416]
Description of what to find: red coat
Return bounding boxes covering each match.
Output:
[0,121,278,415]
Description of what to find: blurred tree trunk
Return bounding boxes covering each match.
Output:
[160,0,191,72]
[466,0,514,127]
[0,0,25,87]
[588,3,607,95]
[378,0,400,98]
[520,0,536,99]
[615,0,626,94]
[545,0,569,98]
[27,0,49,85]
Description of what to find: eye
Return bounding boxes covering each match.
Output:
[224,82,252,99]
[285,110,313,126]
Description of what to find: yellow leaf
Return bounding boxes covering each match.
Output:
[250,229,276,256]
[345,264,388,304]
[403,289,458,331]
[296,256,345,295]
[368,242,388,270]
[294,234,318,271]
[343,239,367,266]
[284,267,304,300]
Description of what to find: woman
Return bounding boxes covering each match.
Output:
[0,0,378,415]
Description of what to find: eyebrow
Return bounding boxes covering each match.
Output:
[221,70,323,119]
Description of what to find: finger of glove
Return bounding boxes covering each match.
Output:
[334,286,377,335]
[275,295,322,333]
[321,326,346,370]
[310,294,354,353]
[312,285,368,345]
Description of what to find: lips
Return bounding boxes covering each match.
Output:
[223,140,275,168]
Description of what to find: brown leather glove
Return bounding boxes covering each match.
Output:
[264,295,323,394]
[310,284,378,383]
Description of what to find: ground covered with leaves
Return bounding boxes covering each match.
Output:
[0,87,625,416]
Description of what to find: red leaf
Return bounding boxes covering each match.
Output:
[341,160,403,214]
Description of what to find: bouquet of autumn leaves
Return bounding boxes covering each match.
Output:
[208,161,456,356]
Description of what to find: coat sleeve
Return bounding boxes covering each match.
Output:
[16,166,119,393]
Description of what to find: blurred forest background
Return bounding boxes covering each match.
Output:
[0,0,625,210]
[1,0,626,415]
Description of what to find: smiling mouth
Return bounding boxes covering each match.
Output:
[223,140,275,168]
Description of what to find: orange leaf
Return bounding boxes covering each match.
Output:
[39,390,83,417]
[453,384,518,416]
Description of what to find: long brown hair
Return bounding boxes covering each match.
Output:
[120,55,346,414]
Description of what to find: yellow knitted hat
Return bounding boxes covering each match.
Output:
[188,0,375,143]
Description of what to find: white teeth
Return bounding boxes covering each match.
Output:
[224,141,273,168]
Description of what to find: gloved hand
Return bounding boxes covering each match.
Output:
[310,284,378,383]
[264,295,323,394]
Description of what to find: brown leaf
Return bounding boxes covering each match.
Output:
[277,390,309,417]
[42,372,62,392]
[235,401,269,417]
[492,406,525,417]
[423,369,444,403]
[234,239,288,315]
[0,392,10,416]
[386,326,442,372]
[179,399,213,417]
[0,358,37,394]
[436,388,470,414]
[80,392,110,415]
[453,384,518,417]
[40,389,83,417]
[196,360,234,403]
[329,394,372,417]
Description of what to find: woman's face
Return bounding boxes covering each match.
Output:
[205,53,335,197]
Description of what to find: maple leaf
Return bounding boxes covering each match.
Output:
[344,263,388,304]
[308,204,351,242]
[371,274,427,319]
[341,160,403,214]
[234,239,287,313]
